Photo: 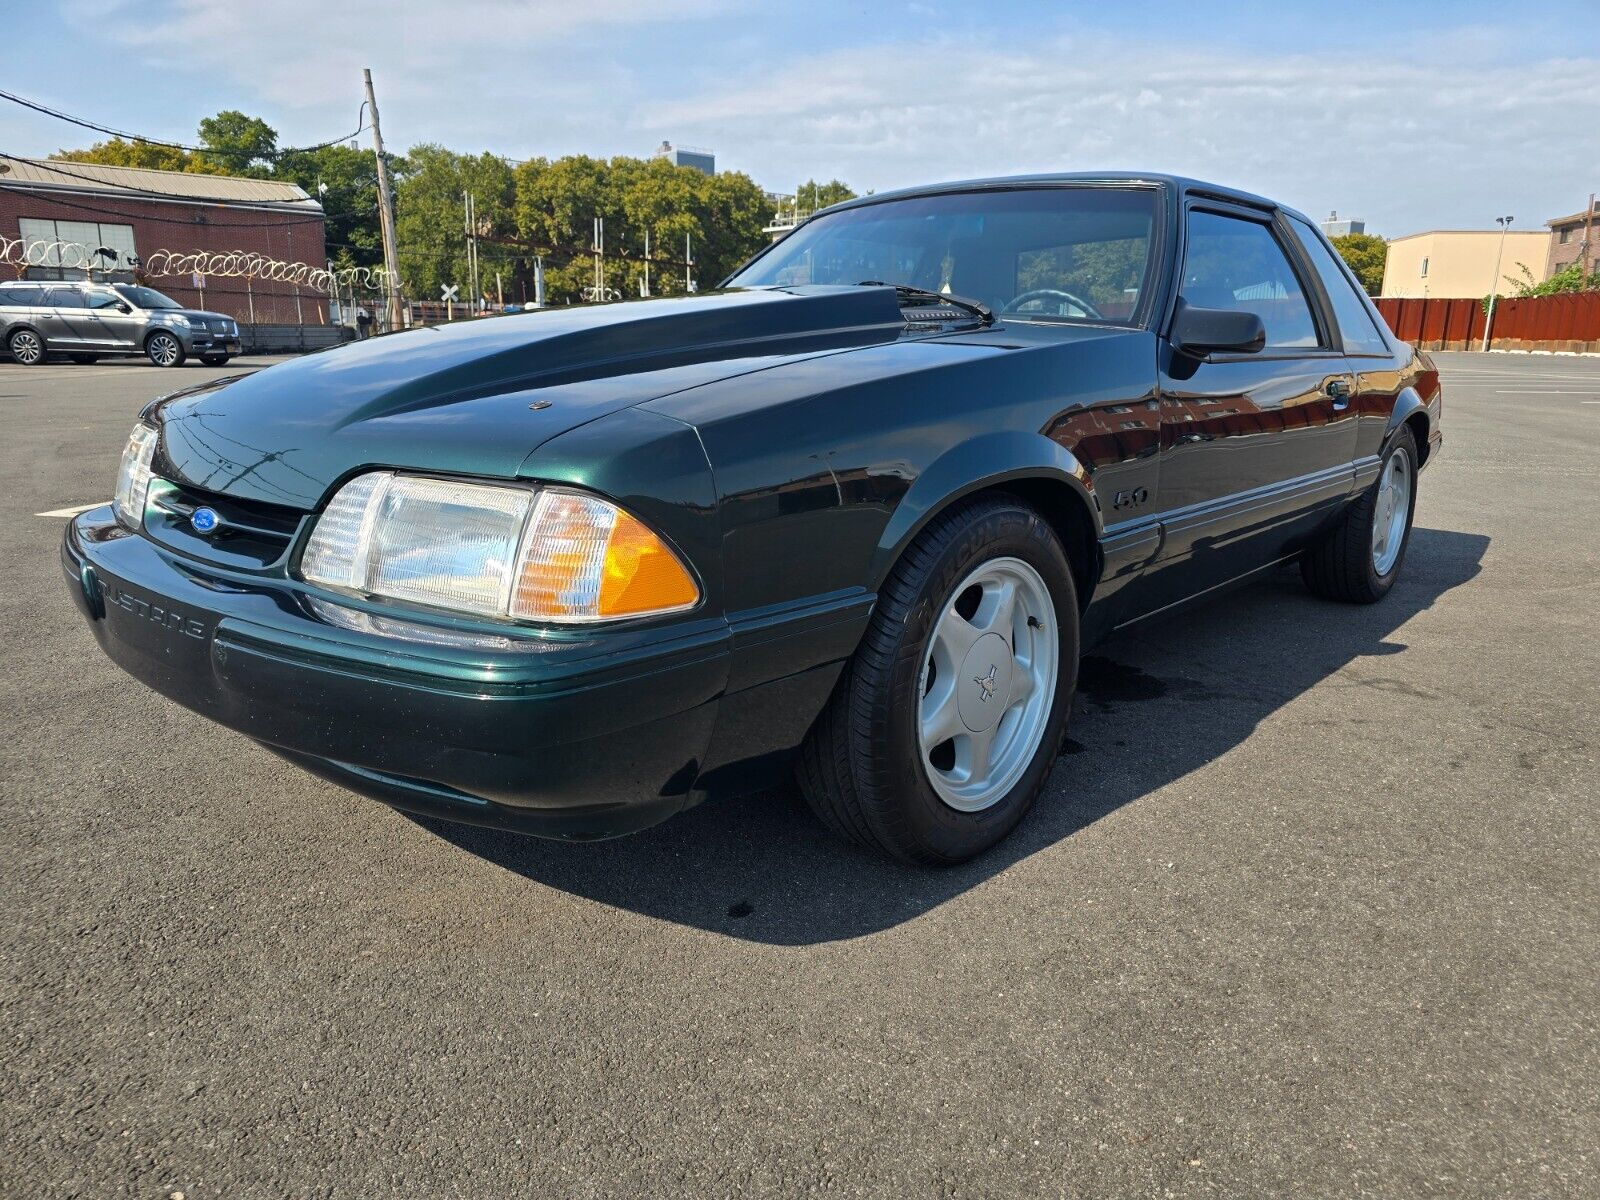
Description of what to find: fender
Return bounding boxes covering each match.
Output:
[1385,386,1429,441]
[869,429,1100,589]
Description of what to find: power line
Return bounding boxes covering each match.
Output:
[0,87,367,159]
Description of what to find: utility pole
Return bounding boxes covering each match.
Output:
[1481,214,1513,352]
[685,231,694,293]
[643,229,651,298]
[364,68,402,330]
[1583,192,1595,282]
[463,190,481,313]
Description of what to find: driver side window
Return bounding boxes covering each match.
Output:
[1180,210,1323,350]
[87,290,123,310]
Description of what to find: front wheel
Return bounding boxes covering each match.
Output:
[1302,426,1418,603]
[8,328,45,365]
[796,496,1079,864]
[146,331,186,368]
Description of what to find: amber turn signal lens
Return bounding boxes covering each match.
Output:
[597,509,700,617]
[510,490,699,622]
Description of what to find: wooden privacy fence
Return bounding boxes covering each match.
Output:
[1375,293,1600,352]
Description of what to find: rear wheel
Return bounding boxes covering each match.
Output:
[146,331,185,368]
[1302,426,1418,603]
[200,354,230,366]
[8,328,45,365]
[796,496,1079,864]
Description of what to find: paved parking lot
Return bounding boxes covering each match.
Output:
[2,351,1596,1197]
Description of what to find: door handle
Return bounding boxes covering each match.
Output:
[1325,378,1352,411]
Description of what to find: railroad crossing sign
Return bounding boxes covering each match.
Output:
[440,284,459,302]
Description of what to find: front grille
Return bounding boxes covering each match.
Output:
[204,318,233,335]
[144,478,306,569]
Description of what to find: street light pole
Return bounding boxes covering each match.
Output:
[1481,214,1513,352]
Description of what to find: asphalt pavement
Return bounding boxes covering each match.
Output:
[2,350,1596,1197]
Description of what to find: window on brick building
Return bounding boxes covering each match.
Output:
[16,217,137,281]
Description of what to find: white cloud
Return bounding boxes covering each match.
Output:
[40,10,1600,235]
[68,0,733,108]
[641,34,1600,235]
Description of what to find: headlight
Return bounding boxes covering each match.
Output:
[159,313,190,328]
[113,423,158,528]
[298,472,700,623]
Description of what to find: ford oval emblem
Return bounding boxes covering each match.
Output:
[190,506,221,534]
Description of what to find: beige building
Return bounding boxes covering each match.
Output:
[1380,230,1549,298]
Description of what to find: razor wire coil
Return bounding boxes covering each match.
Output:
[0,236,390,291]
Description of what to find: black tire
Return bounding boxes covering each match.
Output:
[200,354,230,366]
[145,331,186,368]
[796,495,1080,864]
[1301,426,1418,604]
[69,353,99,364]
[7,328,46,365]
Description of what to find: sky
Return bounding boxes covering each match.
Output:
[4,0,1598,237]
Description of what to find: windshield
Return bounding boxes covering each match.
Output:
[729,185,1159,325]
[113,285,182,310]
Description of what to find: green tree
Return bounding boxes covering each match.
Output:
[274,142,386,269]
[394,145,516,300]
[1331,233,1387,295]
[55,137,220,174]
[796,179,856,213]
[1506,260,1600,297]
[195,110,278,177]
[512,154,776,303]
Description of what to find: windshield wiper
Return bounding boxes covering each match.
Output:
[857,280,993,325]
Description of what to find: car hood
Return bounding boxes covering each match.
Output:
[149,286,908,509]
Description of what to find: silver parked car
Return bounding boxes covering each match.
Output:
[0,280,241,367]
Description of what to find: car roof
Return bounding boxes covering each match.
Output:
[817,171,1313,227]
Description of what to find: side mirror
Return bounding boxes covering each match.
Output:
[1171,300,1266,356]
[115,302,132,313]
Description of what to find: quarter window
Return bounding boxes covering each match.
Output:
[0,286,44,307]
[1179,211,1322,350]
[1286,216,1391,356]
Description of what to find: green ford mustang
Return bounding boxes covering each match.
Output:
[62,173,1440,864]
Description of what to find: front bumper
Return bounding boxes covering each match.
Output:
[179,330,241,356]
[62,508,728,839]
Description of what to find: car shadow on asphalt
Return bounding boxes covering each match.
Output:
[418,526,1489,946]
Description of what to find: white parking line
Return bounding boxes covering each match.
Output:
[1494,390,1598,395]
[35,502,106,517]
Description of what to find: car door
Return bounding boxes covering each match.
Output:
[1130,202,1359,618]
[40,287,96,350]
[84,286,142,351]
[1282,212,1405,477]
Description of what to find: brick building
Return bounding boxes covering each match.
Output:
[1545,196,1598,278]
[0,155,326,323]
